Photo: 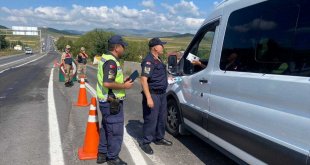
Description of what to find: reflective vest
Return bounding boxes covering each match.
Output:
[97,53,125,101]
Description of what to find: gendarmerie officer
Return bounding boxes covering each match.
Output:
[96,35,133,165]
[61,45,74,87]
[139,38,172,155]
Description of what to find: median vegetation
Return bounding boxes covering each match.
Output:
[56,29,149,63]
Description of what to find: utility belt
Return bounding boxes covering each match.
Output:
[149,89,166,94]
[107,96,123,115]
[98,96,124,115]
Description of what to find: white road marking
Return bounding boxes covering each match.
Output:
[85,83,96,96]
[85,83,148,165]
[0,54,46,74]
[0,68,10,74]
[0,55,33,67]
[48,68,65,165]
[12,55,46,69]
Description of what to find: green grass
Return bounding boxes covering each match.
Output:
[124,36,194,53]
[5,35,40,51]
[0,49,23,57]
[55,34,211,61]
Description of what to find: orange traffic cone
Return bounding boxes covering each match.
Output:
[78,97,100,160]
[75,76,89,106]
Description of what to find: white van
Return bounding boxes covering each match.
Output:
[166,0,310,164]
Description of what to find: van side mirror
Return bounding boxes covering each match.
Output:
[168,55,177,74]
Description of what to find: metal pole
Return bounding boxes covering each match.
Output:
[40,29,42,54]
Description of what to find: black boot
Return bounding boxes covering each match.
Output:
[139,143,153,155]
[96,153,107,164]
[69,81,74,87]
[154,139,173,146]
[64,82,70,87]
[107,157,127,165]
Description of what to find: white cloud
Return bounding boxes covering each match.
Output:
[141,0,155,8]
[213,1,220,6]
[114,6,140,18]
[7,16,27,24]
[162,0,200,17]
[0,7,11,13]
[0,4,205,34]
[185,18,204,27]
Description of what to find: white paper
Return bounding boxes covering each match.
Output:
[186,53,200,62]
[168,77,182,85]
[168,78,175,84]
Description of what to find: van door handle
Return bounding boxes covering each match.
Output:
[199,79,208,84]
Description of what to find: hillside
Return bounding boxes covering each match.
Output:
[166,33,195,38]
[0,25,8,29]
[40,27,81,36]
[104,28,180,38]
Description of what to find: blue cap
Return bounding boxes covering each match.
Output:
[108,35,128,47]
[148,37,167,47]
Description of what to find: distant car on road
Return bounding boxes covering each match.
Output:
[25,48,33,54]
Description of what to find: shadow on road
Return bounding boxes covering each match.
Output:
[173,134,237,165]
[125,120,144,144]
[125,120,237,165]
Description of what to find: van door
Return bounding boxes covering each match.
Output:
[179,20,219,132]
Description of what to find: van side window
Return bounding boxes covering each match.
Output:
[220,1,310,77]
[183,21,218,75]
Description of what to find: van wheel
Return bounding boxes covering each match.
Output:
[166,99,180,137]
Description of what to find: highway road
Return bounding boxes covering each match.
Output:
[0,39,237,165]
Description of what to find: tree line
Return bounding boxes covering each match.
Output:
[56,29,150,63]
[0,35,31,50]
[0,35,9,50]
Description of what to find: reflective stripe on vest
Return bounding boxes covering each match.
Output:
[96,54,125,101]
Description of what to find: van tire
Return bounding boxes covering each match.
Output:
[166,99,181,137]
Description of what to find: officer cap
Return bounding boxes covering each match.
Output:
[80,47,85,51]
[148,38,167,47]
[108,35,128,47]
[66,45,71,49]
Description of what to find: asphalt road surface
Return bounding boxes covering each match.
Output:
[0,48,237,165]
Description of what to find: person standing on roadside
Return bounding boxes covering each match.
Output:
[77,47,89,82]
[139,38,173,155]
[61,45,74,87]
[96,35,134,165]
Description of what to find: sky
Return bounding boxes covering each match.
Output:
[0,0,222,34]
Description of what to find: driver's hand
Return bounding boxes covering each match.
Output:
[191,60,201,66]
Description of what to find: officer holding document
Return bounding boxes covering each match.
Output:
[139,38,173,155]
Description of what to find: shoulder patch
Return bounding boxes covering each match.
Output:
[108,69,116,79]
[110,65,116,69]
[144,66,151,74]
